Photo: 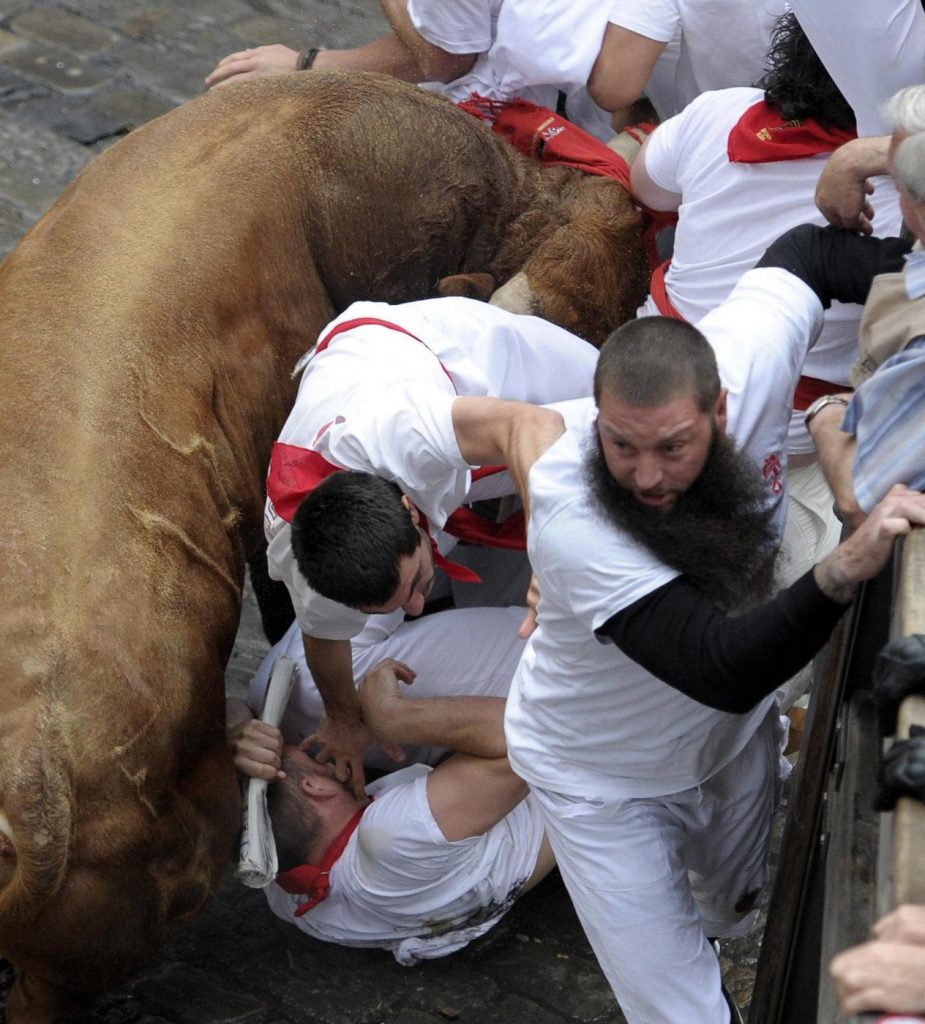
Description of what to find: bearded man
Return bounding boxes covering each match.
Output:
[442,227,924,1024]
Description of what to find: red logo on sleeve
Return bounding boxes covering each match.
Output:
[763,454,784,495]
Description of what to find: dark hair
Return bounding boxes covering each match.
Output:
[757,12,855,131]
[594,317,720,412]
[290,471,420,608]
[268,755,323,872]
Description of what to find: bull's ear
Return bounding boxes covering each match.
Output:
[436,272,496,301]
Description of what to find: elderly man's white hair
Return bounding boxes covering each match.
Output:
[887,85,925,202]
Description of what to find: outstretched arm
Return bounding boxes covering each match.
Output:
[205,33,423,88]
[604,485,925,712]
[225,696,285,781]
[359,657,523,841]
[359,658,507,758]
[451,397,565,511]
[204,0,473,90]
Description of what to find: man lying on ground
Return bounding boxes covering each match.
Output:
[226,657,555,963]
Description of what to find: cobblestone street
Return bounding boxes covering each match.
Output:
[0,3,766,1021]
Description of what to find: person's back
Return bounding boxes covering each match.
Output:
[409,0,615,140]
[635,86,885,452]
[631,13,903,456]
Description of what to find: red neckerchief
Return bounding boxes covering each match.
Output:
[727,101,855,164]
[457,94,673,272]
[460,94,635,185]
[275,803,368,917]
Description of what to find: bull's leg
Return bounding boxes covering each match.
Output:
[247,547,295,644]
[6,968,96,1024]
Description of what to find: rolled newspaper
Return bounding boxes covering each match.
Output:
[235,654,296,887]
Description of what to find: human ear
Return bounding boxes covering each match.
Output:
[714,388,728,434]
[400,494,420,525]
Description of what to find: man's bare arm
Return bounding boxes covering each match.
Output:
[813,484,925,603]
[359,658,508,758]
[358,659,527,842]
[205,33,422,88]
[807,397,864,529]
[630,133,683,212]
[427,754,529,842]
[205,0,474,89]
[816,135,891,235]
[451,396,565,510]
[587,23,667,113]
[380,0,477,82]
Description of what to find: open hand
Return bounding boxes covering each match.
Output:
[205,44,300,88]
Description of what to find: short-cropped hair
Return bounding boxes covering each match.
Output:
[268,754,323,872]
[291,471,420,609]
[594,317,721,412]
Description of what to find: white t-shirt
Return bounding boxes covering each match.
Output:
[788,0,925,234]
[608,0,784,118]
[505,268,824,800]
[265,765,545,964]
[408,0,615,141]
[639,87,904,453]
[265,297,597,639]
[788,0,925,138]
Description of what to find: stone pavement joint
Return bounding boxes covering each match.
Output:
[3,42,112,92]
[10,7,120,55]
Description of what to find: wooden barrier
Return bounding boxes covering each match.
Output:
[750,529,925,1024]
[892,532,925,911]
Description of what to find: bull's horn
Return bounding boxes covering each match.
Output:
[0,811,17,889]
[489,271,535,316]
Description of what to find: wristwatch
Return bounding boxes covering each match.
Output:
[804,393,849,428]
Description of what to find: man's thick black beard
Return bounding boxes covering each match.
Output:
[583,429,779,610]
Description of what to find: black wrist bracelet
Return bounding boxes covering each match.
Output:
[297,47,321,71]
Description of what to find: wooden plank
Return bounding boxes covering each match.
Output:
[749,607,855,1023]
[891,532,925,909]
[892,693,925,907]
[817,691,881,1023]
[896,530,925,635]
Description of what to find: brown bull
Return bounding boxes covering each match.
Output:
[0,70,645,1021]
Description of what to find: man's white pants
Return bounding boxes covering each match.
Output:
[248,605,526,770]
[529,707,788,1024]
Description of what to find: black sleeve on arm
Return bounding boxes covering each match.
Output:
[597,569,849,713]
